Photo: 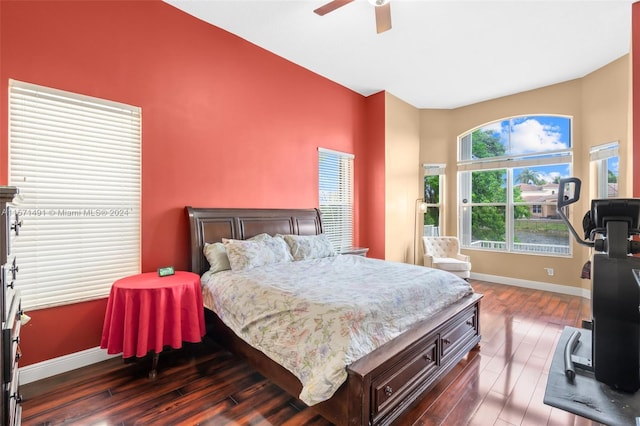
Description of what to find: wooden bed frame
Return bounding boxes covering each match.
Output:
[186,206,482,425]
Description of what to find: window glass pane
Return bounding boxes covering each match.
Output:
[607,156,619,198]
[424,175,439,204]
[512,164,571,255]
[513,216,570,255]
[318,149,353,252]
[468,125,507,160]
[507,116,571,154]
[423,166,443,237]
[472,170,506,203]
[423,207,440,236]
[470,206,506,250]
[513,164,570,203]
[464,116,571,161]
[590,142,618,199]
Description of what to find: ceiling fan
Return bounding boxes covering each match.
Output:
[314,0,392,34]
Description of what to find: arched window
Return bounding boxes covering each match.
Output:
[458,115,572,256]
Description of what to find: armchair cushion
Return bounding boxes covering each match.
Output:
[432,257,471,272]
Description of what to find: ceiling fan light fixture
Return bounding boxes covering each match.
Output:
[315,0,392,34]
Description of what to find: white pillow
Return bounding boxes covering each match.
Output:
[203,242,231,274]
[223,238,278,271]
[282,234,336,261]
[203,234,292,273]
[269,235,295,262]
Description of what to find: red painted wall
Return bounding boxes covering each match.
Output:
[359,93,386,259]
[1,1,384,366]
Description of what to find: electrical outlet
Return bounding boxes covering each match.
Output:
[545,267,554,276]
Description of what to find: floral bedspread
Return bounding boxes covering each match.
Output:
[200,255,473,406]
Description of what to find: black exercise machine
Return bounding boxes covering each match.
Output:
[557,177,640,393]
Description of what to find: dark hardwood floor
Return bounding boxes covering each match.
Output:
[21,281,601,425]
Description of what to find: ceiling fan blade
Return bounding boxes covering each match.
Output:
[375,2,392,33]
[313,0,354,16]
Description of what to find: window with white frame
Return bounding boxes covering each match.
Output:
[422,164,445,237]
[9,80,141,309]
[458,115,572,256]
[590,142,619,198]
[318,148,354,252]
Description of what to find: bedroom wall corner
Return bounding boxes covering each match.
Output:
[384,92,421,263]
[359,91,386,260]
[581,55,630,198]
[416,109,454,265]
[418,108,454,237]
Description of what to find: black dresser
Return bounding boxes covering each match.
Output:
[0,187,21,426]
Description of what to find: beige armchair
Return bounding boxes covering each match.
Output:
[422,236,471,279]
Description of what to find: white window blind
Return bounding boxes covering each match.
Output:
[9,80,141,310]
[423,163,446,176]
[589,141,618,161]
[318,147,354,252]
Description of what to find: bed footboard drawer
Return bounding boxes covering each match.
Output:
[371,336,438,421]
[441,307,478,360]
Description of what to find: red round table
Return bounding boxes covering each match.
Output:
[100,271,206,378]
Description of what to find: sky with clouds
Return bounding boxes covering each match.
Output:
[480,115,571,155]
[478,116,619,185]
[475,115,617,185]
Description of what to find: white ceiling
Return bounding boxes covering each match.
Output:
[164,0,633,109]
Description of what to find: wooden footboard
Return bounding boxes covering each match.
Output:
[206,293,481,426]
[345,293,481,425]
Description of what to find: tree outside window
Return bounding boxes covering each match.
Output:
[423,164,444,236]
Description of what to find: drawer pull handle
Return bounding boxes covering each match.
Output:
[384,385,393,396]
[443,338,451,345]
[466,319,474,326]
[11,218,22,236]
[10,259,18,278]
[423,354,432,362]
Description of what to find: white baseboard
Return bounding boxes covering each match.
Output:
[19,347,119,385]
[471,272,591,299]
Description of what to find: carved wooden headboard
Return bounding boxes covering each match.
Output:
[185,207,323,275]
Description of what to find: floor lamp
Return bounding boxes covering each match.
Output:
[414,198,427,264]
